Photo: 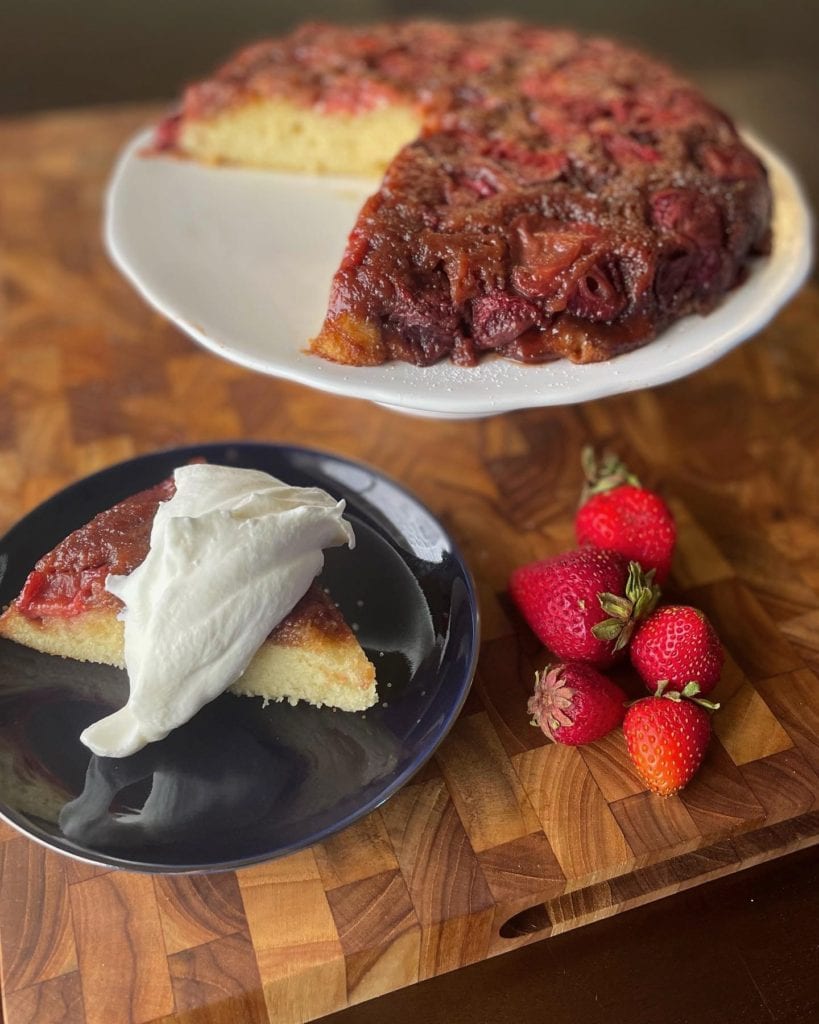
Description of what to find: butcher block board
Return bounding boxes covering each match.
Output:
[2,520,819,1024]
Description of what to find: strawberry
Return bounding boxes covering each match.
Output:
[509,549,660,667]
[631,604,724,696]
[575,447,676,583]
[528,662,626,745]
[623,682,717,796]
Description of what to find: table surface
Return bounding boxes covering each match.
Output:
[0,102,818,1024]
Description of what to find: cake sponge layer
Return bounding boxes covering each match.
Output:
[0,607,126,668]
[0,587,377,714]
[179,98,423,176]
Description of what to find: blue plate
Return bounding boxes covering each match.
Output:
[0,443,479,872]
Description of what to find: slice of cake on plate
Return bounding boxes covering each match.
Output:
[0,472,377,716]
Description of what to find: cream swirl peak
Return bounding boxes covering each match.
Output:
[80,463,354,758]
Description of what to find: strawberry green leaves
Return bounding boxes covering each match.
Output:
[592,561,661,651]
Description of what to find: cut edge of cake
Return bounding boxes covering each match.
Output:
[176,98,423,177]
[309,312,388,366]
[0,584,378,714]
[0,606,126,668]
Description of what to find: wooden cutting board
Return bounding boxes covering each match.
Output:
[1,106,819,1024]
[3,557,819,1024]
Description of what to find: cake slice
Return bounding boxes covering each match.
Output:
[0,475,377,713]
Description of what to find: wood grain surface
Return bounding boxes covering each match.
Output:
[1,105,819,1024]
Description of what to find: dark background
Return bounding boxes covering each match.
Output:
[1,0,817,210]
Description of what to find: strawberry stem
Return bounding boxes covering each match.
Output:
[580,446,641,504]
[625,562,661,619]
[591,562,661,652]
[660,680,721,712]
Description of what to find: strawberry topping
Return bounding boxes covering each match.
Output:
[15,478,174,620]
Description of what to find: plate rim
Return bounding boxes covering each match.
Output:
[0,441,481,873]
[104,127,814,418]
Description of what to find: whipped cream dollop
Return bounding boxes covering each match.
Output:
[80,463,354,759]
